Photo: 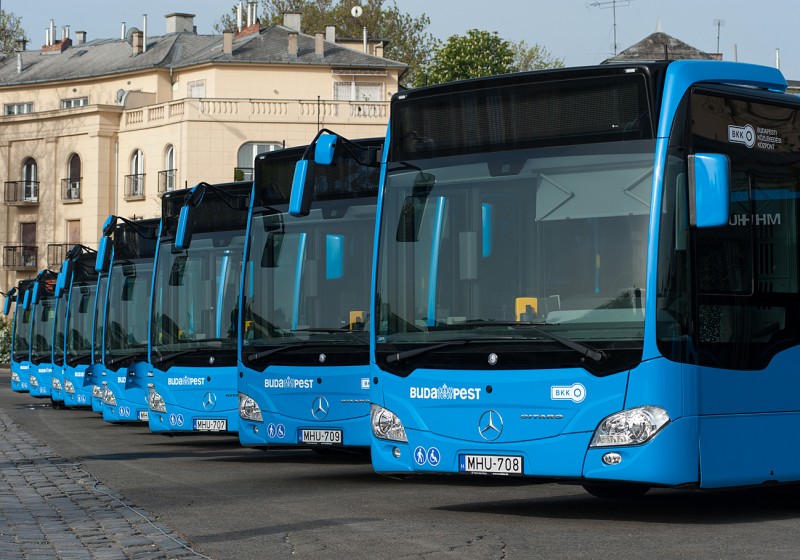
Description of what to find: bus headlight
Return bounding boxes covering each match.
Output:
[64,380,75,394]
[29,375,38,387]
[92,385,103,398]
[11,372,19,382]
[238,393,263,421]
[590,406,670,447]
[102,387,117,406]
[148,387,166,413]
[52,378,62,390]
[371,404,407,442]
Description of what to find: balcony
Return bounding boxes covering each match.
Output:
[234,167,253,182]
[3,245,38,270]
[4,181,39,205]
[47,244,71,268]
[124,174,145,200]
[158,169,177,194]
[61,178,82,203]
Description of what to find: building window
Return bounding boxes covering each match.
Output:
[5,102,33,115]
[20,222,37,268]
[22,157,38,202]
[159,144,177,193]
[334,82,383,101]
[67,220,81,245]
[236,142,282,181]
[62,153,82,201]
[61,97,89,109]
[188,79,206,98]
[125,149,145,199]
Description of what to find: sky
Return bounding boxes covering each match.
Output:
[5,0,800,80]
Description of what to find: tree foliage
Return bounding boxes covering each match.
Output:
[0,9,29,56]
[216,1,439,87]
[420,29,564,87]
[0,316,11,365]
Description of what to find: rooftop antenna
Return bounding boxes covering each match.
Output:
[587,0,633,56]
[713,19,725,54]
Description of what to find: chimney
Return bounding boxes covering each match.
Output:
[50,19,55,45]
[142,14,147,53]
[17,53,23,73]
[237,2,243,31]
[132,31,143,55]
[166,13,196,34]
[288,32,298,58]
[283,12,301,33]
[325,25,336,43]
[315,33,324,58]
[75,31,86,45]
[121,22,126,40]
[223,30,234,55]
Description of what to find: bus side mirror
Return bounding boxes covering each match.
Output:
[175,205,195,250]
[290,134,338,217]
[23,289,31,310]
[32,281,41,305]
[95,236,111,272]
[3,295,11,316]
[689,153,730,228]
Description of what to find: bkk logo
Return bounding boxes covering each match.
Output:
[409,383,481,400]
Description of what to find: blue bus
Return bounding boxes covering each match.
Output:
[28,270,59,398]
[50,256,73,406]
[238,138,380,450]
[96,216,159,422]
[147,182,250,434]
[3,285,21,388]
[62,247,101,408]
[367,60,800,496]
[9,279,35,392]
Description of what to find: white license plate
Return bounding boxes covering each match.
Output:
[459,454,523,475]
[138,411,149,421]
[298,429,343,445]
[194,419,227,431]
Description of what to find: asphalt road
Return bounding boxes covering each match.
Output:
[2,374,800,559]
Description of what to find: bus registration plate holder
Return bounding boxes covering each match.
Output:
[459,454,523,475]
[298,429,343,445]
[138,411,149,421]
[195,419,227,431]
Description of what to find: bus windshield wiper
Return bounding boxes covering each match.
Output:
[106,349,147,367]
[460,320,608,363]
[292,328,368,342]
[385,335,521,364]
[246,341,319,363]
[152,347,206,367]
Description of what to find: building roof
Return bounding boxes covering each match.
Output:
[0,24,405,86]
[603,31,720,64]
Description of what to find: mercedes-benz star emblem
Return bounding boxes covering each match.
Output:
[311,396,329,420]
[202,391,217,411]
[478,409,503,441]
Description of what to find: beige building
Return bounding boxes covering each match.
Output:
[0,12,405,289]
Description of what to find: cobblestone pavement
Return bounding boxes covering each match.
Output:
[0,408,211,560]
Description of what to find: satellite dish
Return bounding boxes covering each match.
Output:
[351,5,363,18]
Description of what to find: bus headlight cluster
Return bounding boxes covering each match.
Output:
[102,387,117,406]
[92,385,103,398]
[64,380,75,394]
[238,393,262,422]
[11,372,19,382]
[148,387,166,413]
[52,378,62,390]
[590,406,669,447]
[29,375,38,387]
[370,404,407,442]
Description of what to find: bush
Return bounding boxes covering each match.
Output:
[0,316,11,365]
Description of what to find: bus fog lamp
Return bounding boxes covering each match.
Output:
[602,452,622,465]
[64,380,75,394]
[148,387,166,413]
[370,404,407,442]
[238,393,263,422]
[590,406,669,447]
[392,447,401,458]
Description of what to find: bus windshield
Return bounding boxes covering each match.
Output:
[53,291,68,366]
[31,297,55,363]
[105,261,152,362]
[376,139,654,374]
[13,306,31,362]
[66,282,97,364]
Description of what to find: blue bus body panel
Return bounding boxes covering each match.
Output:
[238,364,371,447]
[114,360,152,422]
[63,364,92,407]
[11,361,31,392]
[28,363,53,398]
[148,365,238,434]
[81,363,105,412]
[102,363,149,422]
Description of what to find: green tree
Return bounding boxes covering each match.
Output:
[0,316,11,365]
[216,1,439,87]
[0,9,28,55]
[420,29,563,87]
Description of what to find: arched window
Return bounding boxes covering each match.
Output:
[64,153,82,201]
[160,144,176,193]
[22,157,38,202]
[236,142,282,181]
[126,149,145,199]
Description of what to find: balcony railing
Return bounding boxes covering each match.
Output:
[3,245,38,270]
[234,167,253,182]
[61,178,82,202]
[158,169,177,194]
[124,174,145,200]
[47,244,72,268]
[4,181,39,205]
